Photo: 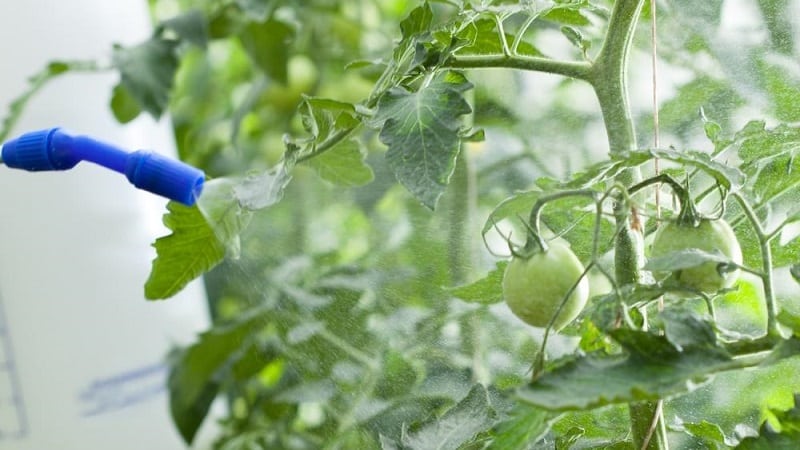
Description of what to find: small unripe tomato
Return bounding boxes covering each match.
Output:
[650,218,742,293]
[502,242,590,330]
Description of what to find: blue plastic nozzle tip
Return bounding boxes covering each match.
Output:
[1,128,78,171]
[125,151,205,206]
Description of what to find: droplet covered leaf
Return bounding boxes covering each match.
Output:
[376,71,473,209]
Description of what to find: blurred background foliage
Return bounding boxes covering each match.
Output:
[102,0,800,447]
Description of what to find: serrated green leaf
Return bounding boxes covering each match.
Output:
[627,147,745,191]
[556,426,585,449]
[447,261,506,304]
[239,19,294,83]
[674,419,732,449]
[490,404,553,449]
[657,308,718,351]
[400,2,433,40]
[299,97,359,142]
[455,18,543,57]
[307,139,374,187]
[735,121,800,206]
[563,159,632,189]
[542,7,591,26]
[402,384,496,450]
[112,38,179,118]
[145,202,225,300]
[160,9,208,47]
[109,83,141,124]
[376,71,473,209]
[736,394,800,449]
[791,264,800,283]
[297,97,372,187]
[168,309,268,444]
[518,333,735,411]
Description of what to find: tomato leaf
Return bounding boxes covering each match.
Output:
[401,384,497,450]
[542,7,592,26]
[673,419,734,449]
[622,147,745,191]
[735,394,800,449]
[145,202,226,299]
[448,261,507,305]
[399,2,433,39]
[298,97,373,186]
[454,18,543,57]
[307,139,374,187]
[239,18,294,84]
[735,121,800,206]
[518,332,733,411]
[168,309,268,444]
[656,308,718,352]
[112,37,179,118]
[159,9,209,48]
[109,83,142,124]
[146,179,253,300]
[376,71,473,209]
[489,404,553,450]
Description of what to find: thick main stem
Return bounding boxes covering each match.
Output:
[589,1,667,449]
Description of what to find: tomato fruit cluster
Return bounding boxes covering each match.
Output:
[502,242,589,330]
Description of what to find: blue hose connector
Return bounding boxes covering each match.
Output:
[1,128,204,206]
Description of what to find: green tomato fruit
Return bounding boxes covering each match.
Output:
[650,218,742,293]
[502,242,589,330]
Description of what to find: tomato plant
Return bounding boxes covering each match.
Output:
[4,0,800,448]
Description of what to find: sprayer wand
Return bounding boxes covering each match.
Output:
[0,128,204,206]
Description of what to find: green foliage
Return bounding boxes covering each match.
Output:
[375,71,473,209]
[112,37,179,118]
[168,308,269,443]
[448,261,507,305]
[145,201,226,299]
[8,0,800,448]
[736,395,800,448]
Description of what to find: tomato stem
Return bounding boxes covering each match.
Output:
[731,192,781,339]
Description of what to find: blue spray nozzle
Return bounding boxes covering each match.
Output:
[1,128,204,206]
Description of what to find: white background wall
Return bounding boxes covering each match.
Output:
[0,1,211,448]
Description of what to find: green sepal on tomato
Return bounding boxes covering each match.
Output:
[502,241,590,331]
